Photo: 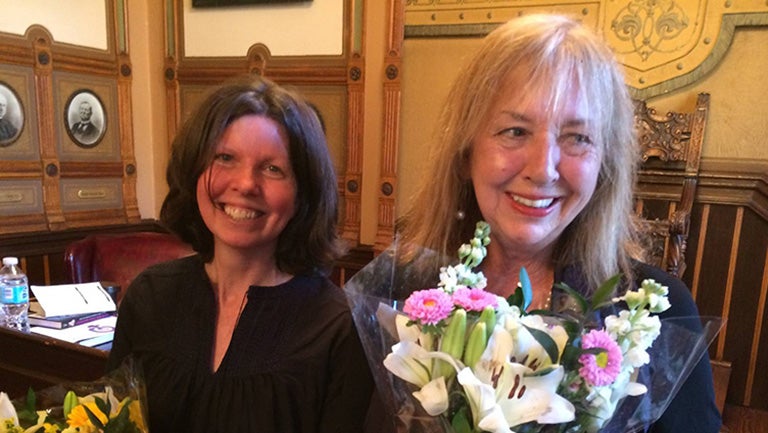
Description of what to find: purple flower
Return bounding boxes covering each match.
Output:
[578,329,623,387]
[452,287,498,312]
[404,289,454,325]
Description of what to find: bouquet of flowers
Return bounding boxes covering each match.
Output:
[345,221,722,433]
[0,358,147,433]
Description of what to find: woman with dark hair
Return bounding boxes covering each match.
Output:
[108,76,373,432]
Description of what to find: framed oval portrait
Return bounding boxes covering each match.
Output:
[65,89,106,148]
[0,82,25,147]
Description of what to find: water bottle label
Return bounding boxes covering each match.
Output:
[1,285,28,304]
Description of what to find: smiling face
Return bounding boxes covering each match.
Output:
[196,114,297,258]
[469,71,602,259]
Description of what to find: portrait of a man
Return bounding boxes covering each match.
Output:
[0,84,24,146]
[65,90,106,148]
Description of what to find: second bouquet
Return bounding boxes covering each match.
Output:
[345,221,720,433]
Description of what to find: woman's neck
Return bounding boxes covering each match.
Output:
[205,246,291,297]
[481,243,555,309]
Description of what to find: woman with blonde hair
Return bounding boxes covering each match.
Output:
[395,13,720,433]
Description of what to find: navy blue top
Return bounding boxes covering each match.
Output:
[108,255,373,433]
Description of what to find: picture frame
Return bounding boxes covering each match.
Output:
[0,82,24,147]
[192,0,310,7]
[64,89,106,149]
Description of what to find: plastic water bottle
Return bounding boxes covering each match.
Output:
[0,256,30,332]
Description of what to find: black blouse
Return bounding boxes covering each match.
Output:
[107,255,373,433]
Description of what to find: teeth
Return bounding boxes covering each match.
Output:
[513,196,553,208]
[223,205,258,220]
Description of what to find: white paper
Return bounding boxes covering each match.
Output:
[30,282,116,317]
[30,315,116,347]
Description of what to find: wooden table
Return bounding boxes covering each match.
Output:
[0,326,108,399]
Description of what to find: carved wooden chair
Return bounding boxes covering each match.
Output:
[633,94,732,423]
[633,93,709,279]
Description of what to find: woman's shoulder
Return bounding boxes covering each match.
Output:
[141,254,201,274]
[123,255,205,302]
[290,274,347,306]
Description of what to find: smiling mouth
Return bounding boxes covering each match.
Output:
[512,195,555,209]
[222,204,262,220]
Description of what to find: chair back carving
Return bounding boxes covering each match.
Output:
[64,231,195,304]
[633,93,710,278]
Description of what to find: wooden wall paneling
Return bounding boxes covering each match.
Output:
[374,0,404,252]
[752,258,768,408]
[29,27,65,231]
[165,0,361,244]
[117,52,139,223]
[684,203,706,299]
[340,0,366,244]
[733,207,768,408]
[0,2,137,235]
[341,57,364,244]
[694,205,736,355]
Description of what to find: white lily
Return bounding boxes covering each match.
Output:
[383,341,434,387]
[395,312,422,343]
[413,376,450,416]
[459,359,575,432]
[486,362,573,425]
[457,368,510,433]
[0,392,19,428]
[504,315,568,370]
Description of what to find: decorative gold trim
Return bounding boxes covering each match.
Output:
[403,1,768,98]
[630,12,768,99]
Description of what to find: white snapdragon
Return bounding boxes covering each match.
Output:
[604,311,631,338]
[438,264,487,294]
[624,346,651,368]
[438,264,463,294]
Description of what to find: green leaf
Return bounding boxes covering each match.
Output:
[16,388,38,423]
[560,343,583,367]
[589,274,622,310]
[519,267,533,311]
[104,401,134,433]
[507,287,523,309]
[451,407,474,433]
[84,404,106,429]
[25,387,35,410]
[553,282,588,314]
[523,324,560,365]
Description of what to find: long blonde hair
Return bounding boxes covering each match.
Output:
[397,14,642,292]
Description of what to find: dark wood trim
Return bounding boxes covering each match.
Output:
[0,220,168,258]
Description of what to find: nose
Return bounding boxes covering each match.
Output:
[231,166,263,195]
[523,134,560,185]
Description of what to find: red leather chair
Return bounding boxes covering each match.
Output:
[64,231,195,304]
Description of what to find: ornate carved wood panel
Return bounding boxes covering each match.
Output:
[0,2,138,234]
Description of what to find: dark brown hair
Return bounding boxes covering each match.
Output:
[160,76,345,275]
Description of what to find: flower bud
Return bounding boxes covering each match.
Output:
[63,390,79,417]
[478,306,496,339]
[463,321,487,368]
[441,309,467,360]
[435,309,467,378]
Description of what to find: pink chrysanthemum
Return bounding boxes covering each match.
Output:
[578,329,623,387]
[452,287,497,312]
[404,289,454,325]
